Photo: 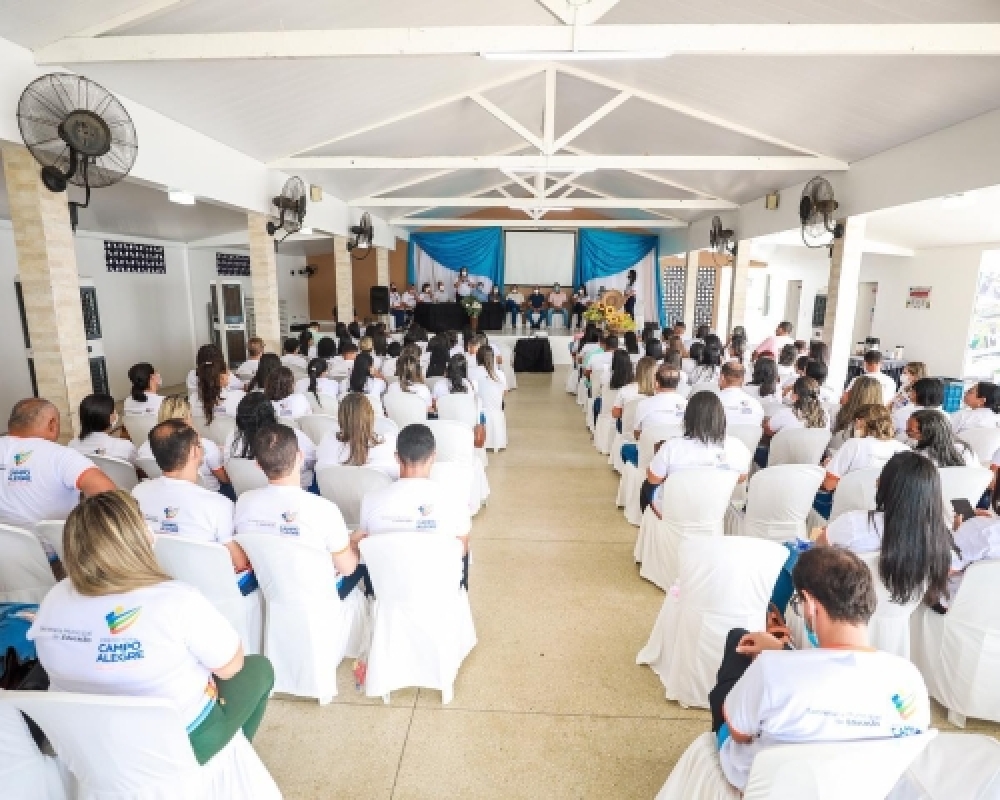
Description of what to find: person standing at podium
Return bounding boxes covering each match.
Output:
[455,267,474,299]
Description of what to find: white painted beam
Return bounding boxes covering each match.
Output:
[543,171,586,197]
[471,93,545,152]
[392,217,686,229]
[273,155,848,171]
[502,170,541,197]
[543,67,556,155]
[535,0,622,25]
[352,197,736,209]
[36,25,1000,64]
[552,91,631,152]
[69,0,190,38]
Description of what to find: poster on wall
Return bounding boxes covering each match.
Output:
[906,286,932,310]
[965,250,1000,380]
[104,241,166,274]
[217,253,251,276]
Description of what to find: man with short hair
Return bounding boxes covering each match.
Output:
[715,362,764,427]
[329,341,359,376]
[527,287,546,330]
[547,283,569,329]
[132,419,247,572]
[0,398,115,530]
[843,350,897,406]
[752,321,795,361]
[234,424,367,598]
[236,337,266,380]
[505,285,525,329]
[709,547,929,791]
[472,281,489,303]
[631,363,688,442]
[359,424,472,586]
[672,321,692,348]
[432,281,449,304]
[584,334,618,381]
[281,338,308,370]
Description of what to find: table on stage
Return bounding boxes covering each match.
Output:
[413,301,504,333]
[513,336,554,373]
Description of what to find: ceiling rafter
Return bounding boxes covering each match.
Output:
[350,197,735,210]
[391,218,685,229]
[471,93,545,152]
[534,0,622,26]
[553,90,631,153]
[565,182,680,222]
[66,0,190,39]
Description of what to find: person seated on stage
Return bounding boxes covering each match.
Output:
[892,377,946,435]
[279,337,308,370]
[266,366,312,419]
[418,282,433,303]
[402,284,419,317]
[572,286,591,330]
[713,362,764,428]
[235,338,266,381]
[547,283,569,329]
[68,394,139,465]
[505,284,525,328]
[317,392,399,478]
[488,285,502,305]
[527,286,547,330]
[709,546,929,792]
[950,381,1000,434]
[473,281,489,303]
[908,409,978,466]
[433,281,449,303]
[387,355,435,411]
[842,349,896,406]
[124,362,163,417]
[389,283,407,331]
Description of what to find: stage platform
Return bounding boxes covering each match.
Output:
[491,334,574,366]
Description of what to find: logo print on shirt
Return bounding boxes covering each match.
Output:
[164,507,179,519]
[105,605,141,635]
[13,451,32,466]
[282,511,297,523]
[418,504,433,516]
[892,692,917,720]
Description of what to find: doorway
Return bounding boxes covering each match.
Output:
[852,282,878,346]
[784,280,802,331]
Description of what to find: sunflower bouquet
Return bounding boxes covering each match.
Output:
[582,302,636,332]
[460,295,483,318]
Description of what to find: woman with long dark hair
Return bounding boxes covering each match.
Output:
[386,354,434,410]
[951,381,1000,433]
[265,366,311,419]
[623,330,640,356]
[297,358,340,405]
[908,409,977,466]
[316,335,337,365]
[426,335,451,378]
[345,352,386,416]
[316,392,398,478]
[808,339,829,365]
[249,353,281,393]
[776,343,799,384]
[689,343,722,385]
[124,362,163,416]
[433,353,476,401]
[226,392,317,491]
[683,341,704,376]
[743,357,780,400]
[68,394,138,464]
[623,268,638,319]
[193,357,245,423]
[610,349,640,425]
[296,328,313,357]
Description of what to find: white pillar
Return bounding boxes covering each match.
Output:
[247,212,282,355]
[334,235,353,323]
[727,241,751,334]
[682,250,699,329]
[823,217,866,391]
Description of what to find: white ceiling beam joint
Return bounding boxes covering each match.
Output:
[471,93,545,152]
[552,90,631,152]
[501,170,541,197]
[543,67,557,155]
[350,197,736,209]
[543,170,586,197]
[68,0,189,39]
[392,218,686,229]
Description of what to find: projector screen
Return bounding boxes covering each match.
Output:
[504,231,576,288]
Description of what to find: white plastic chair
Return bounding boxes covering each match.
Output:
[635,468,741,590]
[154,536,263,655]
[135,456,162,479]
[34,520,66,565]
[728,423,764,456]
[565,362,580,394]
[0,523,55,603]
[768,428,831,467]
[726,465,825,541]
[0,702,71,799]
[225,458,269,496]
[383,390,428,430]
[957,428,1000,465]
[236,533,369,705]
[497,343,516,390]
[911,560,1000,727]
[297,414,338,446]
[887,732,1000,800]
[360,533,476,704]
[938,466,993,509]
[619,424,683,526]
[594,384,618,456]
[477,379,508,452]
[316,465,393,530]
[426,420,489,512]
[829,467,881,522]
[195,416,237,448]
[656,729,935,800]
[437,393,479,428]
[637,536,787,708]
[122,414,158,445]
[306,393,338,415]
[1,691,281,800]
[87,454,138,491]
[610,396,644,475]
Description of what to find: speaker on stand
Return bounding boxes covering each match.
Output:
[370,285,391,316]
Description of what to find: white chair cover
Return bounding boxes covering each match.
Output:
[297,414,338,446]
[911,560,1000,727]
[938,466,993,509]
[726,465,825,541]
[829,467,881,522]
[429,461,479,517]
[122,415,158,445]
[154,536,263,655]
[383,391,428,430]
[637,537,787,708]
[768,428,831,467]
[610,396,644,475]
[887,732,1000,800]
[306,393,338,415]
[236,533,369,704]
[437,393,479,429]
[359,533,476,703]
[375,416,398,439]
[226,458,269,496]
[87,454,138,491]
[957,428,1000,465]
[0,701,71,800]
[34,520,66,565]
[594,384,618,456]
[195,416,237,448]
[317,465,394,530]
[576,373,589,407]
[565,363,580,393]
[135,456,162,479]
[497,343,517,390]
[0,523,55,603]
[728,423,764,456]
[477,380,508,452]
[635,469,740,590]
[621,424,684,527]
[1,692,282,800]
[426,420,489,511]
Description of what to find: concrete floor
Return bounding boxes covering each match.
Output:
[252,367,1000,799]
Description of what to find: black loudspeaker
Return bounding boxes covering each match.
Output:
[370,285,391,315]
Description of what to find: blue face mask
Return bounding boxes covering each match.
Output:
[805,617,820,648]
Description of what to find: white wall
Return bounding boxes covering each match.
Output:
[744,244,831,347]
[0,223,35,418]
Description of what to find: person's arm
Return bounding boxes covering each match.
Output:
[212,644,244,680]
[821,472,840,492]
[225,541,251,572]
[77,467,116,497]
[612,405,623,419]
[332,544,360,576]
[212,466,231,484]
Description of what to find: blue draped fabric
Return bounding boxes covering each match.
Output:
[407,228,504,286]
[573,229,663,324]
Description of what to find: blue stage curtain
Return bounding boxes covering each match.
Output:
[407,228,504,286]
[573,229,663,324]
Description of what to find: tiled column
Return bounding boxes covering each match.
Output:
[376,246,390,288]
[727,241,752,334]
[682,250,699,328]
[248,212,281,355]
[334,235,354,323]
[823,216,866,391]
[2,144,91,440]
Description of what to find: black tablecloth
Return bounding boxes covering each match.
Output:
[513,337,554,373]
[412,302,504,333]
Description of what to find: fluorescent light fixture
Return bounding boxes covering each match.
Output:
[482,50,669,61]
[508,167,595,174]
[509,205,573,213]
[167,189,195,205]
[299,227,314,235]
[942,192,975,210]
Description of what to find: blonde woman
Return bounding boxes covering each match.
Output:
[635,356,657,399]
[385,355,433,410]
[891,361,927,410]
[27,490,274,766]
[472,344,507,391]
[821,404,908,492]
[829,375,884,452]
[316,392,398,478]
[359,335,382,371]
[764,377,829,437]
[137,394,232,497]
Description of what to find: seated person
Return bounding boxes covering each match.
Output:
[247,352,281,393]
[382,340,402,379]
[712,362,764,427]
[190,357,245,421]
[505,285,525,328]
[280,337,308,371]
[187,344,242,393]
[433,354,479,402]
[28,490,274,767]
[432,281,449,303]
[710,546,929,791]
[266,366,312,419]
[804,358,838,405]
[329,340,358,377]
[546,283,569,329]
[67,393,138,465]
[317,393,399,478]
[342,353,386,417]
[235,337,266,381]
[124,362,163,416]
[526,287,546,330]
[572,287,591,329]
[632,363,687,441]
[296,357,340,401]
[226,393,317,492]
[234,424,369,599]
[689,343,723,386]
[645,392,751,517]
[776,345,800,386]
[472,281,489,303]
[597,350,634,426]
[358,423,472,587]
[842,350,896,406]
[821,404,909,493]
[829,375,884,452]
[487,285,501,305]
[890,361,927,410]
[418,282,433,303]
[584,334,617,383]
[387,355,434,410]
[763,377,829,438]
[0,398,115,531]
[908,409,978,466]
[892,377,945,434]
[951,381,1000,433]
[741,357,780,402]
[132,419,249,575]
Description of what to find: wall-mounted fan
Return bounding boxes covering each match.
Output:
[799,176,844,248]
[348,212,374,260]
[266,176,307,241]
[17,73,138,231]
[709,215,735,265]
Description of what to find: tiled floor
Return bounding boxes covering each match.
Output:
[252,367,999,799]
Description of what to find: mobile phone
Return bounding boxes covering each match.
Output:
[951,498,976,522]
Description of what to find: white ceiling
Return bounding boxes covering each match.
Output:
[865,186,1000,251]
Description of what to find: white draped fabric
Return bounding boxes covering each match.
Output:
[415,248,494,298]
[584,250,659,327]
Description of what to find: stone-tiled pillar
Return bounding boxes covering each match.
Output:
[247,212,281,355]
[727,241,752,334]
[376,246,390,288]
[2,144,91,440]
[334,235,354,323]
[823,216,866,391]
[682,250,699,329]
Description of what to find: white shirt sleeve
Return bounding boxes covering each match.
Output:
[825,438,861,478]
[648,442,670,480]
[178,584,242,671]
[825,510,881,553]
[58,446,98,490]
[767,407,799,434]
[723,653,769,738]
[201,439,224,472]
[212,496,235,544]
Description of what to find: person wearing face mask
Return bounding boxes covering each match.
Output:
[68,394,139,465]
[433,281,449,303]
[701,546,929,793]
[572,286,591,330]
[505,285,525,329]
[418,283,433,303]
[454,267,473,298]
[487,285,501,305]
[527,286,546,330]
[891,377,946,436]
[890,361,927,411]
[950,381,1000,433]
[473,281,489,303]
[389,283,406,330]
[547,283,569,329]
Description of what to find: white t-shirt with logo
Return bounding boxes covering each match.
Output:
[234,485,350,558]
[316,431,400,479]
[360,477,471,538]
[187,370,243,392]
[613,383,640,412]
[721,649,930,790]
[847,370,898,406]
[826,509,885,553]
[825,437,909,478]
[767,407,830,435]
[123,394,164,417]
[648,436,752,481]
[386,380,434,410]
[0,436,95,529]
[951,407,1000,434]
[68,432,139,465]
[190,388,245,420]
[138,438,225,492]
[716,387,764,427]
[281,354,309,370]
[295,376,340,399]
[633,393,687,433]
[223,429,316,491]
[271,394,312,419]
[131,477,234,545]
[29,579,240,731]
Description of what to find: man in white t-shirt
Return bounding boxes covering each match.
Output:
[713,361,764,428]
[236,337,266,380]
[584,334,617,384]
[633,364,687,440]
[709,546,929,791]
[843,350,896,406]
[752,321,794,361]
[132,419,248,573]
[234,423,368,598]
[547,283,569,329]
[433,282,449,303]
[672,321,693,348]
[0,398,115,530]
[359,423,472,587]
[280,338,308,370]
